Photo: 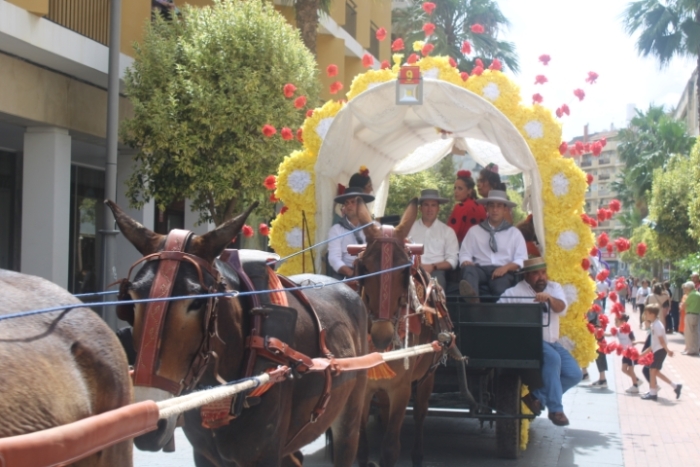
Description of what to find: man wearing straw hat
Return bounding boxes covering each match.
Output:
[327,187,375,279]
[408,189,459,290]
[499,257,582,426]
[458,190,528,300]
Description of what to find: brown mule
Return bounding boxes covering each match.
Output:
[107,200,368,467]
[354,199,452,467]
[0,269,133,466]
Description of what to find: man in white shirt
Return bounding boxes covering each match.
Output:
[499,257,582,426]
[408,189,459,289]
[459,190,528,301]
[327,187,374,279]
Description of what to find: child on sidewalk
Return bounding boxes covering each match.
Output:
[615,314,642,393]
[640,304,682,401]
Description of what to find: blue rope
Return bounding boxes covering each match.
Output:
[74,290,119,298]
[272,221,373,265]
[0,263,411,322]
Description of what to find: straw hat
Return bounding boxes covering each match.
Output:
[475,190,516,208]
[334,186,375,204]
[517,257,547,274]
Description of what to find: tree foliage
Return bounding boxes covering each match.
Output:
[385,167,454,223]
[688,137,700,242]
[392,0,519,72]
[122,0,319,225]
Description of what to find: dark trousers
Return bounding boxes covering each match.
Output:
[461,264,517,300]
[670,301,680,332]
[595,349,608,373]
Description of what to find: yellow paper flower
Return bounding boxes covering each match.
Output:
[275,150,316,210]
[346,69,397,101]
[269,207,316,276]
[412,40,425,52]
[301,100,345,158]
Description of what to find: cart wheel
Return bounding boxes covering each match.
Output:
[495,373,521,459]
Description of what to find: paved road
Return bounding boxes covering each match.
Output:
[134,362,623,467]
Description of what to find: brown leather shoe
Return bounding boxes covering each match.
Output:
[459,280,479,303]
[521,393,542,416]
[548,411,570,426]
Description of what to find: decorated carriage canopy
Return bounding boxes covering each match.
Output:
[270,55,597,369]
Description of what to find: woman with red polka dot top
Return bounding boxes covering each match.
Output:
[448,170,487,245]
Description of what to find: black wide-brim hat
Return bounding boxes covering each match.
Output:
[334,186,375,204]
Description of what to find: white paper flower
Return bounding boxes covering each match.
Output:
[524,120,544,139]
[286,227,303,249]
[315,117,334,141]
[562,284,579,307]
[557,231,579,250]
[423,68,439,80]
[482,83,500,101]
[287,170,312,194]
[551,172,570,197]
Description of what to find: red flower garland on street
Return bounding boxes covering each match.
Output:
[586,173,594,185]
[449,57,457,67]
[242,225,254,238]
[306,109,314,118]
[574,88,586,101]
[407,53,419,64]
[535,75,548,85]
[533,93,544,104]
[489,58,502,71]
[294,96,307,109]
[269,192,278,203]
[280,127,293,141]
[296,127,303,143]
[472,65,484,76]
[539,54,551,65]
[422,2,436,14]
[582,258,590,270]
[280,206,288,215]
[609,199,621,212]
[392,38,405,51]
[461,41,471,54]
[263,175,277,190]
[422,23,435,37]
[283,83,296,98]
[421,43,434,56]
[636,242,647,258]
[597,232,609,248]
[586,71,599,84]
[381,60,390,69]
[330,81,344,94]
[326,64,338,77]
[376,27,387,41]
[362,53,374,68]
[259,223,270,236]
[470,24,484,34]
[262,124,276,137]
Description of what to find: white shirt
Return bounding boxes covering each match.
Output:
[408,219,459,269]
[636,286,650,304]
[498,280,568,344]
[650,319,666,352]
[459,223,528,268]
[617,331,633,349]
[596,281,609,295]
[327,221,366,274]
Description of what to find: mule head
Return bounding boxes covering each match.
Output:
[106,199,257,397]
[356,198,418,350]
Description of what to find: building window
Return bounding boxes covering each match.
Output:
[0,151,20,271]
[344,0,357,38]
[68,165,105,295]
[154,200,185,234]
[581,154,592,167]
[369,22,380,59]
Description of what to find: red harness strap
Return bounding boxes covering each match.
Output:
[378,225,397,321]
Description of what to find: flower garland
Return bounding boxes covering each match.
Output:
[270,44,596,446]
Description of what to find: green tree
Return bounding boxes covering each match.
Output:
[385,169,453,222]
[620,224,665,279]
[392,0,519,72]
[647,154,697,259]
[687,137,700,242]
[623,0,700,132]
[122,0,319,225]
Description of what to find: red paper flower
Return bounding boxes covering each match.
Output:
[600,137,607,147]
[421,43,434,56]
[620,323,631,334]
[612,302,625,315]
[280,206,288,215]
[472,65,484,76]
[449,57,457,67]
[586,173,594,185]
[262,124,276,137]
[381,60,390,69]
[460,71,469,81]
[597,232,609,248]
[582,258,590,270]
[596,269,609,282]
[535,74,548,85]
[595,328,605,340]
[606,244,614,253]
[561,104,570,116]
[326,64,338,77]
[556,108,563,118]
[597,208,606,222]
[269,192,278,203]
[585,71,599,84]
[422,23,436,37]
[539,54,551,65]
[615,278,627,291]
[608,291,618,303]
[392,38,405,52]
[242,225,254,238]
[591,141,602,156]
[587,323,596,334]
[283,83,297,98]
[558,141,567,154]
[263,175,277,190]
[533,93,544,105]
[592,304,602,313]
[590,246,599,256]
[306,109,314,118]
[574,88,586,101]
[259,223,270,236]
[614,237,630,252]
[376,27,387,41]
[471,23,484,34]
[638,352,654,366]
[575,141,584,152]
[362,53,374,68]
[636,242,647,258]
[330,81,344,94]
[489,58,502,71]
[280,127,293,141]
[461,40,472,54]
[610,327,618,336]
[475,58,484,68]
[296,127,303,143]
[609,199,621,212]
[422,2,436,14]
[584,143,591,153]
[294,96,307,109]
[407,53,419,64]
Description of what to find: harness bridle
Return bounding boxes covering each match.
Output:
[118,229,222,395]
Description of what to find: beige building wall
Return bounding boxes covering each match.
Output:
[370,0,391,61]
[317,35,346,102]
[6,0,48,15]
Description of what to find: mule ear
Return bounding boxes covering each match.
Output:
[105,200,164,256]
[356,198,379,240]
[394,198,418,240]
[191,201,259,262]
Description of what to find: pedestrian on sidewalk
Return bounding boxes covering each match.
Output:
[588,307,608,389]
[640,305,682,401]
[669,280,681,333]
[614,314,642,393]
[681,282,700,356]
[646,284,671,333]
[636,280,650,328]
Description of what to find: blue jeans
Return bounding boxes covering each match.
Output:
[532,341,582,413]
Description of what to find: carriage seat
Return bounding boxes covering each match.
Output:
[218,249,281,306]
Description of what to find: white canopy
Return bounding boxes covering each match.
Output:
[315,79,544,271]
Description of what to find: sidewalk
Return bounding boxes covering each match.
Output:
[607,302,700,467]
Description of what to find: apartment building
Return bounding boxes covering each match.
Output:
[673,67,699,137]
[0,0,390,310]
[567,128,626,275]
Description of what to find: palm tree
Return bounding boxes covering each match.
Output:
[284,0,332,55]
[622,0,700,132]
[392,0,518,72]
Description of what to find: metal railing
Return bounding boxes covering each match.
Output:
[47,0,110,46]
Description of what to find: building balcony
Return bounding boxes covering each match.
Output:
[46,0,110,46]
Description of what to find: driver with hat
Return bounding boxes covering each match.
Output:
[408,189,459,290]
[327,187,375,279]
[498,257,582,427]
[458,190,528,300]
